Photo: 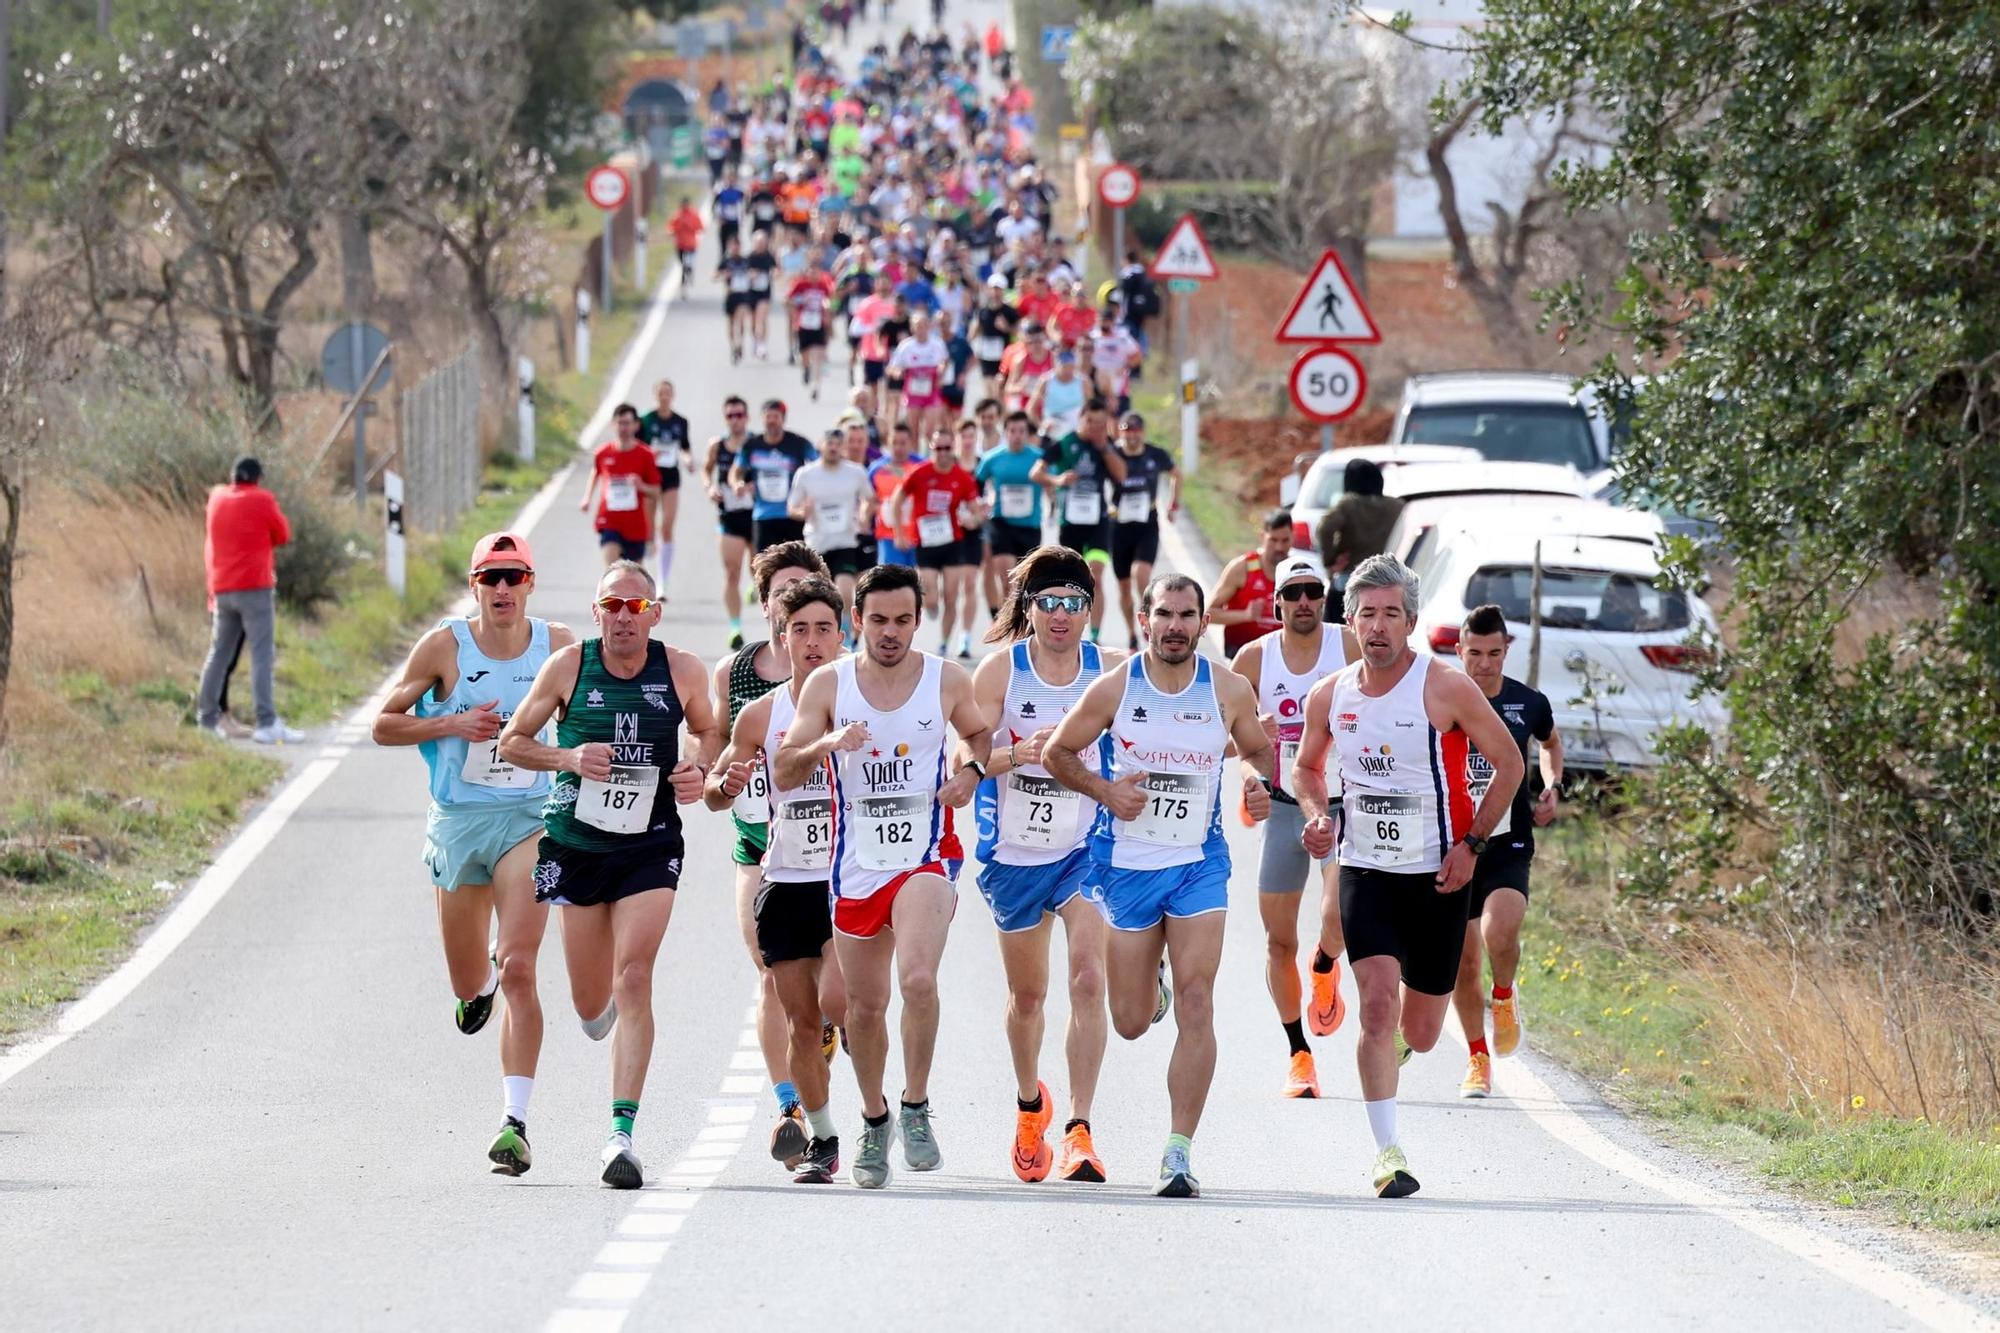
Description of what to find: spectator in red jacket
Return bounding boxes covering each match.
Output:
[196,456,303,744]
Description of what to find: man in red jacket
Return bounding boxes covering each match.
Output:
[196,457,304,743]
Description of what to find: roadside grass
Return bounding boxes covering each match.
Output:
[1523,818,2000,1238]
[0,271,647,1044]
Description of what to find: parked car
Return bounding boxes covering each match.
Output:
[1390,371,1611,472]
[1409,528,1728,770]
[1290,454,1589,554]
[1285,444,1480,552]
[1387,493,1664,571]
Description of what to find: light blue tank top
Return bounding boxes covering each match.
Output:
[1090,655,1228,870]
[974,641,1108,866]
[1041,375,1086,429]
[416,617,552,809]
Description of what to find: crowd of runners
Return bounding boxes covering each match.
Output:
[372,13,1565,1203]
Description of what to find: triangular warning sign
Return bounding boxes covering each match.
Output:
[1275,249,1380,344]
[1149,215,1219,280]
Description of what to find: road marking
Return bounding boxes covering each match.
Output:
[1438,1022,1993,1327]
[0,251,686,1092]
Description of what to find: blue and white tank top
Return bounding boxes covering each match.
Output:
[416,617,552,808]
[976,641,1108,866]
[1090,655,1228,871]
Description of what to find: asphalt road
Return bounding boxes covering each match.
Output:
[3,6,1996,1331]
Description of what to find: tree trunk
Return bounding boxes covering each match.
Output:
[465,254,513,416]
[0,462,21,744]
[1427,105,1535,354]
[339,211,374,323]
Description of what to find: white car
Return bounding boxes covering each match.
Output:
[1390,371,1612,472]
[1409,528,1728,770]
[1388,494,1664,570]
[1285,444,1480,551]
[1291,454,1589,555]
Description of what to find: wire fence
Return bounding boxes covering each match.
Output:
[396,347,483,533]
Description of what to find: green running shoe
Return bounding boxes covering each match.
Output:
[1395,1030,1413,1067]
[1152,961,1171,1026]
[1154,1143,1199,1199]
[1372,1145,1420,1198]
[852,1116,896,1189]
[899,1101,941,1171]
[488,1118,531,1176]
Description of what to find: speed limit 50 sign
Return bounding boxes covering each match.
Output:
[1287,346,1367,423]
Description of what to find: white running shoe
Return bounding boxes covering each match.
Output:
[600,1132,643,1189]
[581,999,618,1041]
[251,720,306,744]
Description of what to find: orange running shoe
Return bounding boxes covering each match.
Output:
[1011,1079,1054,1182]
[1055,1121,1106,1183]
[1308,957,1346,1036]
[1283,1049,1321,1098]
[1491,992,1522,1057]
[1460,1051,1493,1099]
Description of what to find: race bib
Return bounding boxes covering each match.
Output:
[731,757,770,825]
[916,512,955,547]
[999,772,1080,849]
[815,501,850,538]
[773,796,834,871]
[730,273,751,293]
[1063,488,1101,526]
[755,202,777,220]
[751,271,771,291]
[998,484,1034,520]
[1467,757,1513,838]
[799,307,824,330]
[1276,730,1301,796]
[905,369,936,398]
[1116,489,1151,524]
[974,335,1005,361]
[853,791,931,870]
[1343,791,1426,869]
[1127,771,1210,846]
[605,475,639,512]
[460,739,536,790]
[578,765,658,835]
[756,471,791,504]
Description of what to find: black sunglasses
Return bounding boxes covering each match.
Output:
[1277,584,1325,602]
[474,568,531,587]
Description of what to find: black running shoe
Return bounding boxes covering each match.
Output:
[793,1135,840,1184]
[488,1118,531,1176]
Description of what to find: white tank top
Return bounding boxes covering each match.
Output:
[764,684,835,883]
[1329,655,1471,874]
[829,653,957,899]
[1093,656,1228,871]
[980,640,1105,867]
[1254,625,1346,797]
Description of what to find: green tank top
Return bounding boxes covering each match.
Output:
[728,641,786,849]
[544,639,686,853]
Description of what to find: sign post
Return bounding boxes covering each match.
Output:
[575,289,592,375]
[634,218,648,289]
[585,164,631,314]
[1275,248,1380,450]
[516,357,536,463]
[319,322,393,508]
[1148,214,1221,474]
[383,469,407,597]
[1097,163,1141,273]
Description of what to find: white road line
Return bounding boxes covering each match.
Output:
[1437,1018,1993,1327]
[0,252,686,1092]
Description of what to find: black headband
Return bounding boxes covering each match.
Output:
[1022,571,1092,599]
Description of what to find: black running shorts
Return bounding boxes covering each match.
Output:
[1467,848,1532,919]
[755,878,834,966]
[1338,865,1471,997]
[534,837,682,907]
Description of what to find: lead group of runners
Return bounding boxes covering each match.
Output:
[372,9,1564,1203]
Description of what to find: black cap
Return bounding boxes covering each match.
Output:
[232,456,262,484]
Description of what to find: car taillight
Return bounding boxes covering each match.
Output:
[1292,521,1313,552]
[1428,625,1460,656]
[1640,644,1712,673]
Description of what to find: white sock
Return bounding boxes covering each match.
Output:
[479,961,499,997]
[805,1102,836,1140]
[655,542,675,589]
[504,1075,533,1124]
[1365,1097,1398,1151]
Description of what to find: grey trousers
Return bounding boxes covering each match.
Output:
[197,587,277,728]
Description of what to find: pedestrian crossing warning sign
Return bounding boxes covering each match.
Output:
[1274,248,1380,344]
[1148,215,1219,281]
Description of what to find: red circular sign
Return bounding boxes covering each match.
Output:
[585,165,631,212]
[1288,346,1368,423]
[1097,163,1141,209]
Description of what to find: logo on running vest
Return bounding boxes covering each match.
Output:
[1393,719,1416,729]
[1272,682,1289,696]
[916,717,934,730]
[466,670,491,684]
[1175,711,1210,724]
[1019,700,1037,717]
[1468,752,1495,779]
[615,713,640,745]
[1278,697,1300,718]
[1358,754,1397,776]
[1131,706,1148,722]
[640,684,673,712]
[586,689,606,707]
[1503,704,1526,725]
[862,756,914,788]
[1338,711,1359,733]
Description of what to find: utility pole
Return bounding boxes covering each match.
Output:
[2,0,14,302]
[98,0,111,38]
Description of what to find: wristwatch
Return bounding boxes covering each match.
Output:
[964,759,987,779]
[1461,832,1490,857]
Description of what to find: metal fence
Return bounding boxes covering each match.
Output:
[397,347,483,534]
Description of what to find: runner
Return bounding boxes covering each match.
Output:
[579,404,661,567]
[703,395,758,650]
[372,533,570,1176]
[1029,349,1089,439]
[867,422,920,570]
[497,561,723,1188]
[1042,575,1275,1198]
[747,231,780,360]
[669,198,706,283]
[969,547,1121,1182]
[639,380,691,593]
[1209,508,1293,660]
[1106,411,1179,649]
[1227,554,1357,1099]
[786,255,838,401]
[975,408,1043,622]
[705,575,852,1183]
[789,427,874,610]
[731,398,817,555]
[719,234,755,363]
[894,424,986,658]
[887,308,951,440]
[1451,603,1563,1098]
[997,320,1054,414]
[1031,397,1127,643]
[774,564,992,1189]
[1088,306,1144,414]
[1293,555,1523,1198]
[704,542,834,1166]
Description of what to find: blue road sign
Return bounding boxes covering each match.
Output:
[1041,24,1075,64]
